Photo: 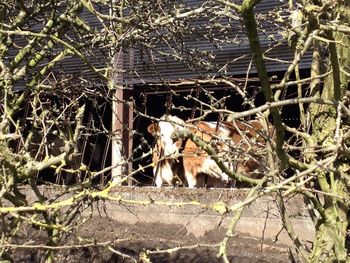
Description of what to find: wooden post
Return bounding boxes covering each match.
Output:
[126,48,134,186]
[111,88,124,183]
[125,90,134,186]
[111,50,134,185]
[111,50,124,183]
[111,51,129,182]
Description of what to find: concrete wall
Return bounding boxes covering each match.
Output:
[103,187,315,247]
[14,185,315,248]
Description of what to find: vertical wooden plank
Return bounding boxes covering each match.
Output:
[127,90,134,186]
[111,50,125,183]
[111,49,134,185]
[127,48,135,186]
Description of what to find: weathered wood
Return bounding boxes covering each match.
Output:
[111,50,134,185]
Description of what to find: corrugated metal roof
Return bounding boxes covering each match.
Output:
[9,1,312,89]
[120,0,312,84]
[8,5,110,90]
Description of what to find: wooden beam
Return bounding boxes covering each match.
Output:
[111,49,134,185]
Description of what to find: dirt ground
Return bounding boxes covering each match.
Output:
[11,216,293,263]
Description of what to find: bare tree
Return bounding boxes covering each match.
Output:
[126,0,350,261]
[0,1,116,261]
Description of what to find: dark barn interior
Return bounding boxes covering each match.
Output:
[130,69,309,186]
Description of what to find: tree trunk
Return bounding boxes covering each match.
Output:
[309,2,350,261]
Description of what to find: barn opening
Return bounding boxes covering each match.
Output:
[9,79,113,186]
[130,69,309,186]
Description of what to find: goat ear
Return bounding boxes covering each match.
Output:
[147,123,159,135]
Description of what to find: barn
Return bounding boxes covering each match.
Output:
[7,0,314,185]
[2,1,330,261]
[103,0,313,186]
